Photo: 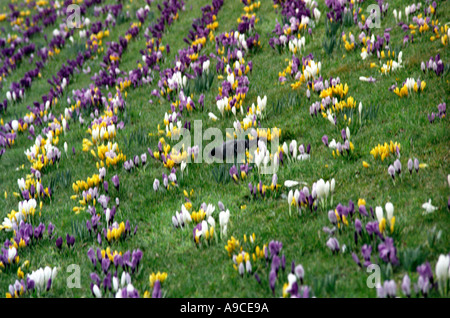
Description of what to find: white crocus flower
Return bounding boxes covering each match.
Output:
[422,199,437,214]
[93,284,102,298]
[375,206,384,223]
[288,190,293,216]
[436,254,450,294]
[286,273,297,293]
[219,209,230,237]
[208,112,218,121]
[202,60,210,74]
[11,120,19,131]
[290,140,297,160]
[113,276,119,292]
[181,205,192,224]
[227,72,235,86]
[330,178,335,194]
[284,180,299,188]
[17,178,26,192]
[385,202,394,223]
[205,204,215,218]
[324,180,330,200]
[207,216,215,229]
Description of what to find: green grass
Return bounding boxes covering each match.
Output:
[0,0,449,298]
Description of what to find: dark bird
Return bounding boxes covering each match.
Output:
[209,139,254,162]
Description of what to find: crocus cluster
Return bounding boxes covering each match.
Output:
[370,140,401,161]
[123,153,147,172]
[225,234,265,277]
[287,178,335,216]
[6,266,58,298]
[428,103,446,123]
[281,139,311,162]
[144,271,168,298]
[269,0,314,53]
[248,175,281,199]
[391,77,426,98]
[282,261,312,298]
[421,54,445,76]
[323,127,355,159]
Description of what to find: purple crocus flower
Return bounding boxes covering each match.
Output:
[322,135,329,147]
[152,280,162,298]
[355,219,362,234]
[393,159,401,174]
[112,175,119,192]
[55,236,63,249]
[328,210,337,225]
[295,265,304,284]
[341,128,347,141]
[352,252,361,267]
[326,237,340,253]
[47,223,55,238]
[87,248,97,267]
[90,273,101,289]
[414,158,419,172]
[254,273,261,284]
[388,165,395,180]
[198,94,204,109]
[359,243,371,261]
[66,234,75,247]
[407,158,413,174]
[378,237,398,265]
[269,269,277,295]
[359,205,368,217]
[229,165,238,182]
[401,274,411,297]
[101,257,110,274]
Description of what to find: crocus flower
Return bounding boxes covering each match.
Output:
[359,205,369,217]
[435,254,450,294]
[328,210,337,225]
[408,158,413,174]
[414,158,419,172]
[112,175,119,192]
[326,238,340,253]
[269,269,277,295]
[56,237,63,249]
[48,223,55,238]
[422,199,437,214]
[394,159,401,174]
[322,135,328,147]
[153,179,160,192]
[384,280,397,298]
[66,234,75,247]
[355,219,362,235]
[388,165,395,180]
[352,252,361,267]
[254,273,261,284]
[402,274,411,297]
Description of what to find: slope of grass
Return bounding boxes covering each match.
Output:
[0,0,449,298]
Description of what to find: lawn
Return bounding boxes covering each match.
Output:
[0,0,449,298]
